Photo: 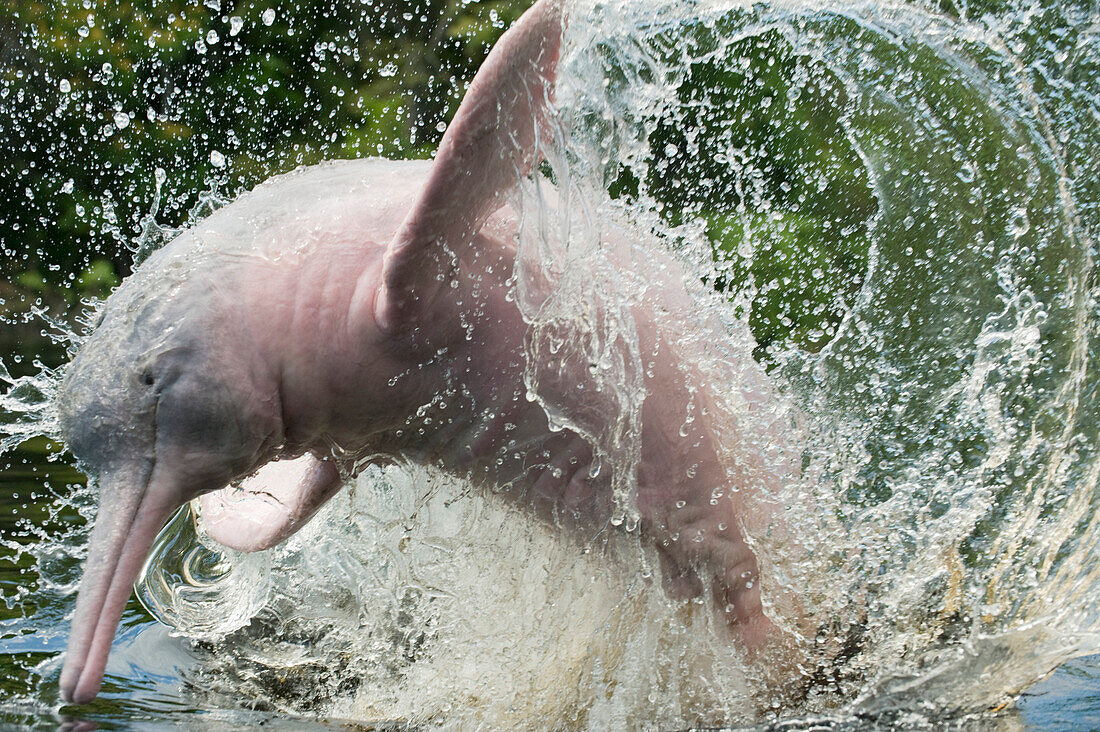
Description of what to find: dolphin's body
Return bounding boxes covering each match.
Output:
[56,0,793,704]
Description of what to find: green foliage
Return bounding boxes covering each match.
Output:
[626,25,877,357]
[0,0,526,286]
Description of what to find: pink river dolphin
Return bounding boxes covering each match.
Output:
[56,0,798,704]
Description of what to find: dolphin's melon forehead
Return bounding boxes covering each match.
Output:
[58,265,225,474]
[61,158,430,442]
[90,237,216,356]
[62,157,429,425]
[60,267,210,424]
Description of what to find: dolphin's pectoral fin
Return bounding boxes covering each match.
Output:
[197,455,343,552]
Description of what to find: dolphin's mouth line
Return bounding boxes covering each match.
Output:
[230,484,290,508]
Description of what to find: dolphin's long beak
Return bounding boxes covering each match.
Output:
[59,464,179,704]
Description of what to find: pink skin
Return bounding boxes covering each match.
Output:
[56,0,792,705]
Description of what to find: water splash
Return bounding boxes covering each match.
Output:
[135,503,270,639]
[530,0,1100,718]
[0,361,62,456]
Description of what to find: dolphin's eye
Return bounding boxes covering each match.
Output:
[140,370,155,387]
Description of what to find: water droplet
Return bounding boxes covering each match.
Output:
[261,8,276,25]
[206,29,220,45]
[113,112,130,129]
[229,16,244,36]
[1009,206,1030,237]
[210,150,226,168]
[58,79,71,93]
